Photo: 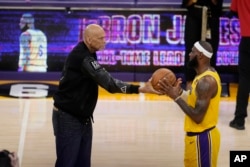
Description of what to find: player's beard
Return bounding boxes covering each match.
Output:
[187,56,198,69]
[21,24,29,32]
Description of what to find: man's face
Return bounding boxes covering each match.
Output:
[19,17,29,32]
[19,17,26,29]
[187,47,199,69]
[188,55,198,69]
[90,31,106,51]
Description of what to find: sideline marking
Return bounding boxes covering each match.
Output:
[18,100,30,167]
[139,82,145,101]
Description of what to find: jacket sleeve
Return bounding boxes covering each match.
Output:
[81,56,139,94]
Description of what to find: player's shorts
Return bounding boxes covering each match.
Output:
[184,127,220,167]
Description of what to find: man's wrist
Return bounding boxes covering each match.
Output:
[175,89,189,102]
[178,88,183,96]
[174,96,182,102]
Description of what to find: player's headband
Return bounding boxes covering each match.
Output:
[194,41,213,58]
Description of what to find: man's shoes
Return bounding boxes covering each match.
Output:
[229,120,245,130]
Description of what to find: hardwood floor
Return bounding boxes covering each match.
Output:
[0,83,249,167]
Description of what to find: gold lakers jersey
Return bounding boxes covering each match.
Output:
[19,29,47,72]
[184,70,222,132]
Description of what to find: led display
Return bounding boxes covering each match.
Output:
[0,9,239,74]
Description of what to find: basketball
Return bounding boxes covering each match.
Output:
[151,68,176,90]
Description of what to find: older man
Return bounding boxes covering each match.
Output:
[52,24,160,167]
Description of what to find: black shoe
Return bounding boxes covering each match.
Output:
[229,120,245,130]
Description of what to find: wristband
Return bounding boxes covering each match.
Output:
[174,96,182,102]
[175,89,189,102]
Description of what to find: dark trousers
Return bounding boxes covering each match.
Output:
[52,109,92,167]
[234,37,250,121]
[184,7,220,82]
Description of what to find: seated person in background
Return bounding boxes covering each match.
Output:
[0,150,19,167]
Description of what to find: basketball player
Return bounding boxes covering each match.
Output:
[158,41,221,167]
[18,13,47,72]
[52,24,160,167]
[182,0,223,89]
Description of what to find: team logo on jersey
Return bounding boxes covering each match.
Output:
[90,61,101,70]
[0,81,58,98]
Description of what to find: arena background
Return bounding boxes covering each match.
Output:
[0,0,237,83]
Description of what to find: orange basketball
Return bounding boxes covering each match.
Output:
[151,68,176,90]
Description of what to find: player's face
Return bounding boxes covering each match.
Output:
[19,17,26,29]
[188,47,199,68]
[19,17,29,32]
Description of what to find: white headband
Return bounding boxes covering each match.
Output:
[194,41,213,58]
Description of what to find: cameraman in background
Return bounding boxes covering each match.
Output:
[0,150,19,167]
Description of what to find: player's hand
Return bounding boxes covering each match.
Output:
[158,77,182,100]
[139,78,163,95]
